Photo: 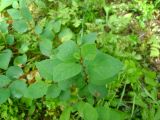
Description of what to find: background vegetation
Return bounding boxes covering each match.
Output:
[0,0,160,120]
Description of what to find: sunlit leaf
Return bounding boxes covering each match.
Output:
[0,0,13,12]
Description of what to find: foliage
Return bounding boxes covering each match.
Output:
[0,0,160,119]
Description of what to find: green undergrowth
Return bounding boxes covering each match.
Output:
[0,0,160,120]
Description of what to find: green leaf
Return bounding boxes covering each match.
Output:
[58,28,73,42]
[0,0,13,12]
[13,20,28,33]
[78,86,90,98]
[96,107,128,120]
[6,34,14,45]
[82,32,97,44]
[0,49,12,70]
[144,70,157,86]
[57,40,78,61]
[0,21,8,34]
[73,76,86,89]
[19,0,27,8]
[53,20,61,33]
[25,81,48,99]
[81,44,97,60]
[53,62,81,81]
[59,90,71,101]
[12,1,19,9]
[86,51,123,85]
[0,75,11,88]
[36,59,53,80]
[58,76,78,90]
[39,40,52,57]
[20,7,32,21]
[60,107,72,120]
[7,9,22,20]
[45,20,55,31]
[40,28,55,41]
[0,88,10,104]
[77,102,98,120]
[34,0,46,8]
[88,84,107,98]
[9,80,27,98]
[83,103,98,120]
[34,25,43,35]
[150,47,159,57]
[154,107,160,120]
[36,59,60,80]
[19,42,29,53]
[58,79,72,90]
[46,84,61,98]
[14,54,27,66]
[6,66,23,79]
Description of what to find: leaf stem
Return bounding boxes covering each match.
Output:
[80,56,89,84]
[131,93,136,118]
[117,83,126,109]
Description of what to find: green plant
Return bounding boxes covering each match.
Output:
[0,32,123,118]
[1,0,160,119]
[0,1,124,118]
